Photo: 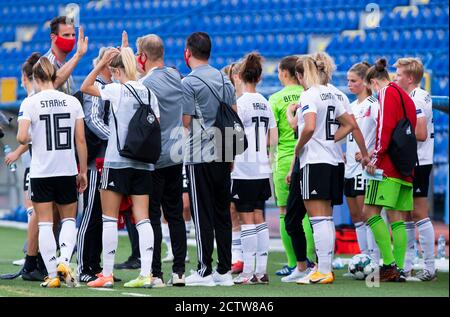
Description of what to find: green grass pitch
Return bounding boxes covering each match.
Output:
[0,226,448,297]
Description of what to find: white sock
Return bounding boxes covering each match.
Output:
[404,221,416,273]
[59,218,76,265]
[255,222,269,275]
[185,220,193,238]
[240,224,257,275]
[355,221,368,255]
[161,222,172,254]
[38,222,57,278]
[232,230,243,263]
[366,224,380,266]
[136,219,154,277]
[310,217,333,274]
[416,218,436,273]
[26,207,34,222]
[102,216,118,277]
[326,216,336,258]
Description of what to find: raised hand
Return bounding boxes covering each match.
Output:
[76,26,88,57]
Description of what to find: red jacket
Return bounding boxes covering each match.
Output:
[371,82,417,183]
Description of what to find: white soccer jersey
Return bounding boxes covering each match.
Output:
[345,95,379,178]
[328,84,352,163]
[99,81,160,171]
[232,92,276,179]
[410,87,434,165]
[18,89,84,178]
[297,85,346,169]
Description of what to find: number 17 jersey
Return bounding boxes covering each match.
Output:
[18,89,84,178]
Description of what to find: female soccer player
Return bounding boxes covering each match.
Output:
[4,53,47,281]
[394,57,436,281]
[17,57,88,288]
[363,58,417,282]
[289,55,354,284]
[345,62,381,267]
[81,47,160,288]
[231,53,277,285]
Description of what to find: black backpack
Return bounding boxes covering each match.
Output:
[388,83,418,177]
[189,73,248,162]
[111,84,161,164]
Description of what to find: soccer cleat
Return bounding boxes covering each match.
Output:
[379,264,401,282]
[282,267,311,283]
[233,273,257,285]
[407,269,437,282]
[309,271,334,284]
[275,265,295,276]
[167,272,185,287]
[40,276,61,288]
[254,273,269,285]
[185,270,216,287]
[231,261,244,274]
[57,263,77,287]
[150,276,166,288]
[124,275,153,288]
[87,273,114,288]
[397,269,407,282]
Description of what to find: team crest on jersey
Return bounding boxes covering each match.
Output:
[147,114,155,124]
[234,122,242,132]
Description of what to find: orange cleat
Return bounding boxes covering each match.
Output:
[87,273,114,288]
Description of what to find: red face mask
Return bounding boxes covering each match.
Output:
[184,49,191,69]
[55,36,76,53]
[137,53,147,72]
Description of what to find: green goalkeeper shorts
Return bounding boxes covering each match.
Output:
[273,158,292,207]
[364,177,413,211]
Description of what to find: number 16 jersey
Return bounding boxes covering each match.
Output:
[18,89,84,178]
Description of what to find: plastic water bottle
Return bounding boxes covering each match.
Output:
[437,234,446,260]
[3,145,17,172]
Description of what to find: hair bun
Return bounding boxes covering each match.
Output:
[375,58,387,72]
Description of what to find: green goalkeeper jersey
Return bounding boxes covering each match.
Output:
[268,85,304,162]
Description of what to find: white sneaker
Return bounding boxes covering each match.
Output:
[13,258,25,266]
[162,252,174,263]
[185,271,215,287]
[212,271,234,286]
[296,268,316,285]
[167,272,185,287]
[281,267,311,283]
[151,276,166,288]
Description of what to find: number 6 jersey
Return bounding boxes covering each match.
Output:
[18,89,84,178]
[296,85,346,169]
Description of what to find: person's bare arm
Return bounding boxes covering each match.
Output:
[17,120,31,145]
[286,103,298,130]
[81,48,119,97]
[415,117,427,142]
[74,118,88,193]
[53,26,88,90]
[4,144,29,165]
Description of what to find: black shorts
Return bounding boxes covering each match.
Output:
[100,167,152,196]
[30,176,78,204]
[344,173,366,198]
[231,178,271,212]
[413,164,432,197]
[333,163,345,205]
[23,167,30,192]
[300,163,342,205]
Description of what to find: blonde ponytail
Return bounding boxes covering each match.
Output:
[109,47,138,81]
[295,55,321,89]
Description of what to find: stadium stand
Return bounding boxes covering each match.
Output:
[0,0,448,220]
